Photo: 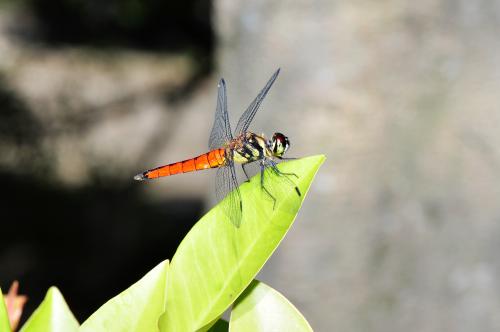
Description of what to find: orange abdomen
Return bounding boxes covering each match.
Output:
[138,148,226,180]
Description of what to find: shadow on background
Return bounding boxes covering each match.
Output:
[25,0,214,53]
[0,0,214,323]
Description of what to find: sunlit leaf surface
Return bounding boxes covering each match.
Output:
[229,280,313,332]
[159,155,325,331]
[80,260,169,332]
[19,287,79,332]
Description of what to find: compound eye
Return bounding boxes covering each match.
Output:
[273,133,285,141]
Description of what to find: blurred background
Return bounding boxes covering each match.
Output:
[1,0,500,331]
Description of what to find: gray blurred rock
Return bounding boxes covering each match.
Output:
[216,0,500,331]
[0,6,202,189]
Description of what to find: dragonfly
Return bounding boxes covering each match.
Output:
[134,69,300,226]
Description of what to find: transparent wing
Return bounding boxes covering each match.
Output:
[215,159,242,227]
[209,78,233,150]
[234,68,280,136]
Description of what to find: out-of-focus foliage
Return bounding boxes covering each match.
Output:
[230,280,313,332]
[19,287,78,332]
[80,260,169,332]
[0,288,12,332]
[2,281,28,331]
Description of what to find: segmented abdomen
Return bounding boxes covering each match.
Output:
[139,148,226,180]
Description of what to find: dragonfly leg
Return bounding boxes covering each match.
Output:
[269,160,299,179]
[268,161,301,197]
[242,163,252,182]
[260,163,277,209]
[277,156,297,160]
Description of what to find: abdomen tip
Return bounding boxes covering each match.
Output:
[134,173,146,181]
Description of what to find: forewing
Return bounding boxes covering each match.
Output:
[209,78,233,150]
[234,68,280,135]
[215,160,242,227]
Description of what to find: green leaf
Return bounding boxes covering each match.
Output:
[19,287,79,332]
[0,288,12,332]
[80,259,169,332]
[159,155,325,331]
[229,280,313,332]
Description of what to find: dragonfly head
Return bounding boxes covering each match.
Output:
[270,132,290,157]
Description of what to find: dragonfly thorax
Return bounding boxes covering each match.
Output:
[231,132,290,164]
[230,132,268,164]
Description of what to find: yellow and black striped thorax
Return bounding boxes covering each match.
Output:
[232,133,269,164]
